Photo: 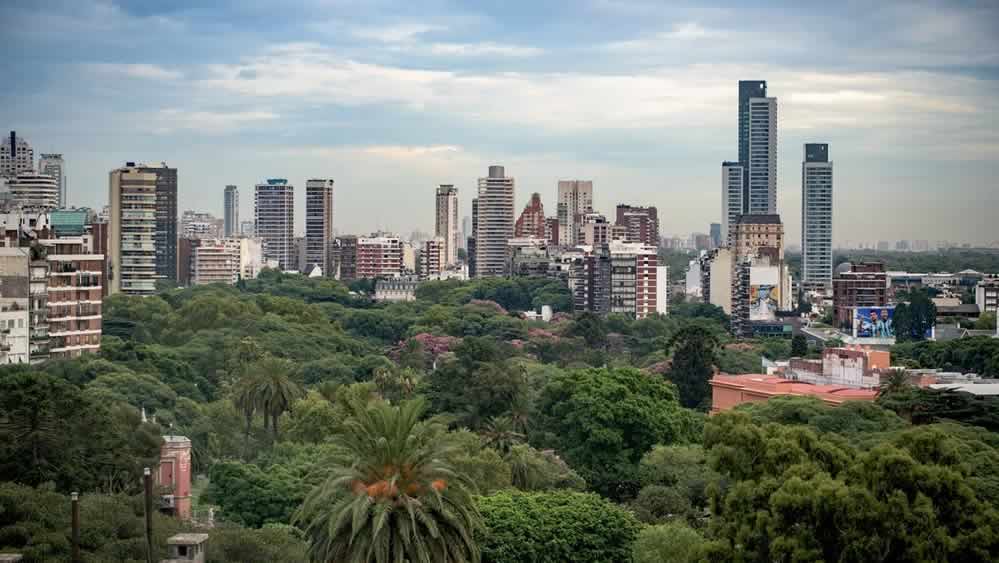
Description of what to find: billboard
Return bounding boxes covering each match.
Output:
[853,307,895,338]
[749,265,780,321]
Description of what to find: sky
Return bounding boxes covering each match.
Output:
[1,0,998,246]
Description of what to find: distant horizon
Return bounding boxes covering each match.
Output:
[2,0,996,245]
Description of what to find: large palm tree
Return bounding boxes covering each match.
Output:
[294,398,482,563]
[250,356,303,440]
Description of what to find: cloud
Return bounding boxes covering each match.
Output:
[424,42,544,57]
[351,23,444,43]
[153,108,279,134]
[88,63,182,81]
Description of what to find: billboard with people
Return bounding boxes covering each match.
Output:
[853,307,895,338]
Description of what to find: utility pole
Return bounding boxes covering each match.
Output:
[70,492,80,563]
[143,467,154,563]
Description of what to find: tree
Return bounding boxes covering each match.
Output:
[237,355,304,441]
[568,312,608,349]
[505,444,585,492]
[632,522,707,563]
[896,289,937,342]
[790,333,808,357]
[478,491,640,563]
[480,416,524,454]
[666,325,720,410]
[877,368,911,398]
[293,398,482,563]
[536,367,702,499]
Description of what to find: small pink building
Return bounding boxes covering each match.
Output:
[710,374,876,413]
[157,435,193,520]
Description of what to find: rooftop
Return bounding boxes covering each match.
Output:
[166,533,210,545]
[928,383,999,396]
[735,214,782,225]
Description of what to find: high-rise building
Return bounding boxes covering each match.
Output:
[133,163,178,282]
[35,235,104,360]
[240,220,254,237]
[254,179,294,270]
[474,166,515,278]
[108,164,158,295]
[833,262,888,329]
[801,143,834,290]
[747,95,777,214]
[0,131,34,179]
[180,210,224,240]
[571,246,611,315]
[461,216,471,251]
[515,192,546,239]
[557,180,593,246]
[306,178,335,274]
[0,247,31,363]
[545,217,560,248]
[608,240,660,319]
[614,204,659,247]
[8,171,60,210]
[721,161,743,244]
[356,235,403,279]
[434,185,459,266]
[37,154,66,207]
[223,185,239,237]
[733,214,784,263]
[709,223,722,249]
[419,237,446,279]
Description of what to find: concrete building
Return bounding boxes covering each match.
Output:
[615,205,659,247]
[710,223,722,249]
[191,240,240,285]
[747,96,778,214]
[721,161,743,244]
[356,235,403,279]
[733,214,784,263]
[700,248,734,314]
[7,171,60,210]
[37,154,66,207]
[786,346,891,389]
[130,163,179,283]
[332,235,358,281]
[833,262,889,329]
[435,185,459,266]
[108,164,158,295]
[254,179,294,270]
[419,237,445,279]
[305,178,334,274]
[571,245,611,315]
[515,192,546,239]
[545,217,559,248]
[581,214,624,246]
[375,278,420,302]
[223,185,238,237]
[475,166,515,278]
[157,436,193,520]
[239,220,254,237]
[557,180,593,246]
[0,247,31,364]
[656,265,670,315]
[801,143,833,290]
[0,131,33,179]
[976,276,999,314]
[608,240,660,319]
[40,236,103,359]
[180,210,224,240]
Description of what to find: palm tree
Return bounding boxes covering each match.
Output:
[878,368,911,398]
[294,398,482,563]
[250,356,303,440]
[480,416,524,454]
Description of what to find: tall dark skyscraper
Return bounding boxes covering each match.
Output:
[738,80,776,214]
[223,185,239,237]
[137,163,178,282]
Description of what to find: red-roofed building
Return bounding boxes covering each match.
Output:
[710,373,877,413]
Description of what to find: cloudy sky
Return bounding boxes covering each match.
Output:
[2,0,997,245]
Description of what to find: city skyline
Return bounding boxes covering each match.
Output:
[1,0,997,245]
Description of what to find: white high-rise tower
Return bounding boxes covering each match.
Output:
[38,154,66,207]
[557,180,593,246]
[475,166,514,278]
[435,185,459,266]
[801,143,833,289]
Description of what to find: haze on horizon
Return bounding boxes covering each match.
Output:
[1,0,997,245]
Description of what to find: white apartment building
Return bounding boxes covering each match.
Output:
[801,144,833,289]
[0,132,34,179]
[108,164,158,296]
[557,179,593,246]
[0,247,31,364]
[38,154,66,207]
[721,161,744,245]
[8,171,60,210]
[475,166,515,278]
[420,237,445,279]
[609,240,660,319]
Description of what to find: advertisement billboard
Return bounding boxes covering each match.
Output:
[749,285,779,321]
[853,307,895,338]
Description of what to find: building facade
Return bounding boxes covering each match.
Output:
[435,185,459,266]
[977,276,999,314]
[475,166,515,278]
[8,171,60,210]
[356,235,403,279]
[615,205,659,247]
[833,262,889,328]
[37,154,66,207]
[557,180,593,247]
[419,237,445,279]
[0,247,31,364]
[515,192,546,239]
[305,178,335,274]
[0,131,33,179]
[254,179,294,270]
[223,185,239,237]
[801,143,833,289]
[608,240,659,319]
[180,210,224,240]
[747,96,777,214]
[721,161,744,244]
[733,214,784,263]
[133,163,178,283]
[41,237,103,359]
[108,164,158,295]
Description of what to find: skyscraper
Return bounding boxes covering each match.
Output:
[435,185,459,266]
[801,143,834,289]
[557,180,593,246]
[38,154,65,207]
[255,179,295,270]
[614,204,659,247]
[721,161,744,244]
[135,163,178,282]
[747,96,777,214]
[474,166,515,278]
[515,192,546,239]
[108,164,158,296]
[0,131,33,178]
[305,178,334,274]
[223,185,239,237]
